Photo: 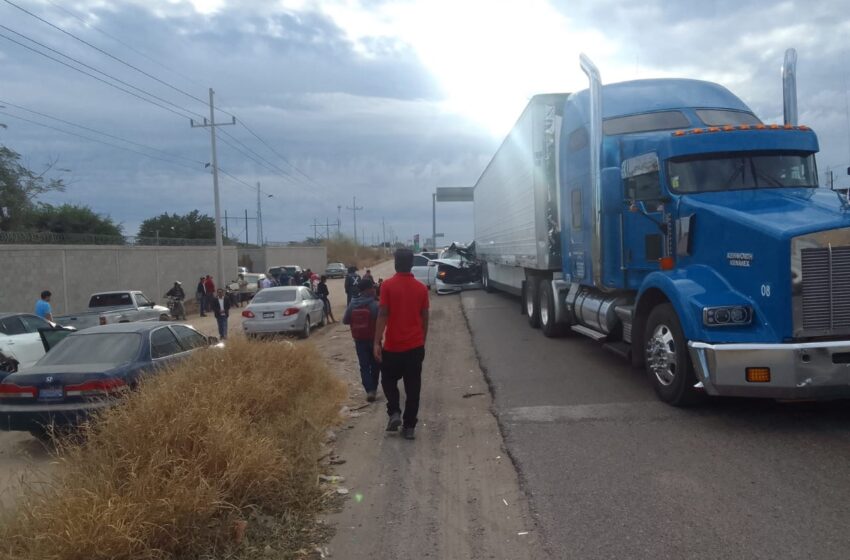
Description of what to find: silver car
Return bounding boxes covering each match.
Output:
[240,286,326,338]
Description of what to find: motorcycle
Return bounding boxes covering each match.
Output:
[165,296,187,320]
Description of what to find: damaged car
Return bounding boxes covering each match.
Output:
[432,242,483,295]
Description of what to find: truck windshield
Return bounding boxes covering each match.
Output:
[667,151,817,193]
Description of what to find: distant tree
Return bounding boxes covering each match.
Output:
[0,145,66,231]
[138,210,215,240]
[27,203,122,236]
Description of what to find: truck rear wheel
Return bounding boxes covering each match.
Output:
[538,280,565,337]
[644,304,702,407]
[482,263,493,293]
[525,279,540,328]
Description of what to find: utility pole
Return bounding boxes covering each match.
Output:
[312,218,320,240]
[432,192,437,251]
[828,169,835,189]
[347,196,363,245]
[337,205,342,236]
[256,182,262,247]
[382,217,386,247]
[223,210,228,239]
[191,87,235,289]
[245,209,249,245]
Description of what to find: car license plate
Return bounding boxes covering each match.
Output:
[263,311,275,319]
[39,387,64,399]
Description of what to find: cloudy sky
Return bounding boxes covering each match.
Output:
[2,0,850,245]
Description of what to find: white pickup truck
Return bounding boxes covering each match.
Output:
[55,291,170,331]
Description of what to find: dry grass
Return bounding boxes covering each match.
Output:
[324,237,387,270]
[0,339,347,560]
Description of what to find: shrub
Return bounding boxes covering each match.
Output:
[0,339,346,560]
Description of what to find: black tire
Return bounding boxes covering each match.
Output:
[539,280,566,337]
[482,263,494,293]
[643,303,702,406]
[300,316,311,339]
[525,278,541,328]
[159,314,170,322]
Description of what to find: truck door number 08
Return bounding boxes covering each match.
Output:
[761,284,771,297]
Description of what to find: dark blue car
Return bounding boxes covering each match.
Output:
[0,322,216,435]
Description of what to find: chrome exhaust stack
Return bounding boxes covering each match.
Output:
[782,48,798,126]
[580,53,604,289]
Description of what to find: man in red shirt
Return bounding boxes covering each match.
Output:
[374,248,430,440]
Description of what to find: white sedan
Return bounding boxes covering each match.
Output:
[0,313,71,375]
[412,254,437,288]
[241,286,326,338]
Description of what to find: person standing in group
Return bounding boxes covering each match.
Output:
[344,278,380,402]
[237,274,248,306]
[34,290,54,322]
[344,266,361,305]
[374,249,430,440]
[376,278,384,298]
[316,275,336,323]
[196,277,207,317]
[363,269,374,283]
[203,275,216,313]
[209,288,230,340]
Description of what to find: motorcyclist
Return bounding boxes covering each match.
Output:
[165,281,186,320]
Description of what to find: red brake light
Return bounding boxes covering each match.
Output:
[0,383,36,399]
[242,310,255,318]
[283,307,300,316]
[65,378,127,398]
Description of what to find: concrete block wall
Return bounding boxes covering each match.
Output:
[0,244,238,315]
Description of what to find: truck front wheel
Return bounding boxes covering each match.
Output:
[481,263,493,293]
[525,279,540,328]
[644,304,702,407]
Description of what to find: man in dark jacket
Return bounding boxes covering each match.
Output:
[196,277,207,317]
[343,277,380,402]
[344,266,361,305]
[209,287,231,340]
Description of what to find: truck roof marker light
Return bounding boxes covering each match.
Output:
[769,124,781,129]
[707,127,721,133]
[738,124,751,130]
[673,130,686,136]
[798,125,810,131]
[690,128,704,135]
[755,124,767,130]
[722,125,735,131]
[784,124,794,129]
[659,257,675,270]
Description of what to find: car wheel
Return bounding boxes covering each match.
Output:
[159,314,170,321]
[482,263,493,293]
[0,353,18,375]
[539,280,565,337]
[300,316,311,339]
[525,278,541,328]
[644,303,702,407]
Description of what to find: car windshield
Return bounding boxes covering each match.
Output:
[36,333,142,366]
[667,151,818,193]
[252,290,297,303]
[328,263,344,268]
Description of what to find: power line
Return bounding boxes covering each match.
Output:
[44,0,207,90]
[217,129,298,182]
[0,110,200,171]
[0,28,198,120]
[0,99,205,166]
[237,118,323,186]
[2,0,216,115]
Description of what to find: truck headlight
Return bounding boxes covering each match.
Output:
[703,305,752,326]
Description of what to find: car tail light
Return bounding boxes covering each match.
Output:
[242,309,255,318]
[0,383,36,399]
[65,378,128,398]
[283,307,300,316]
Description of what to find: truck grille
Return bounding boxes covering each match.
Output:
[801,246,850,332]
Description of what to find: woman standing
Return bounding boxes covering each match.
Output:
[316,275,336,323]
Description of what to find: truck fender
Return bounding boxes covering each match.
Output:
[632,265,763,363]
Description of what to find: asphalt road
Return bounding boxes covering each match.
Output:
[462,289,850,560]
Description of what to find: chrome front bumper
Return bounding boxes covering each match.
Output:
[689,340,850,399]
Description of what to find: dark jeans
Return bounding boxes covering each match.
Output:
[380,346,425,428]
[215,315,228,339]
[198,294,207,315]
[354,339,380,393]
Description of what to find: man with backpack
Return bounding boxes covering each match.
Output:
[344,266,361,305]
[343,277,380,402]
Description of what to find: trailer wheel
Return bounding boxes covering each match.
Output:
[482,263,493,293]
[525,278,541,328]
[644,304,702,407]
[539,280,565,337]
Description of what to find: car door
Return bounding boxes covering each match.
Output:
[305,289,324,321]
[134,293,156,321]
[411,255,433,286]
[0,315,44,368]
[149,326,191,371]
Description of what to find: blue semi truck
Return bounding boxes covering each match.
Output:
[474,49,850,405]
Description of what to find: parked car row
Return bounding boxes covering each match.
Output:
[241,286,327,339]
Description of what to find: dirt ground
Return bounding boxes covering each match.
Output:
[0,262,545,560]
